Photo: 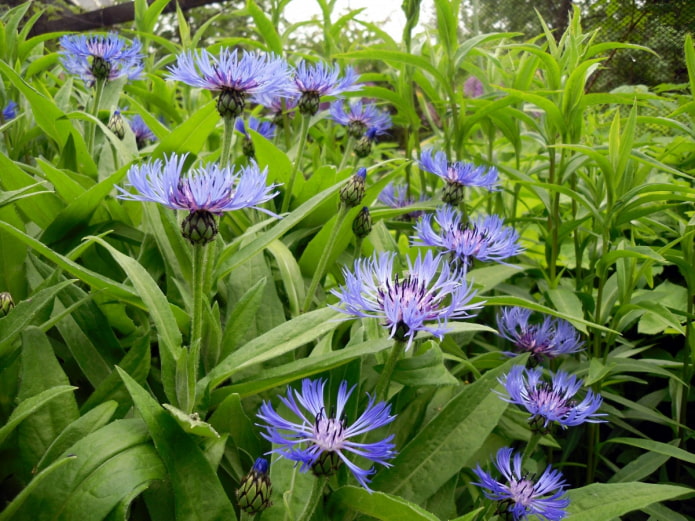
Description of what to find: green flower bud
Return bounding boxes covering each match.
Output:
[310,450,342,478]
[1,292,14,316]
[217,89,245,119]
[108,110,126,139]
[298,91,320,116]
[354,135,372,158]
[347,120,367,139]
[352,206,372,239]
[442,180,464,206]
[181,210,218,246]
[237,458,272,515]
[90,56,112,81]
[340,168,367,208]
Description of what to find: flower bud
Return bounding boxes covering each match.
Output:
[181,210,218,245]
[442,180,464,206]
[108,110,126,139]
[1,292,14,316]
[352,206,372,239]
[90,56,112,81]
[347,120,367,139]
[217,89,245,119]
[340,168,367,208]
[237,458,272,515]
[354,135,372,158]
[298,91,320,116]
[310,450,341,478]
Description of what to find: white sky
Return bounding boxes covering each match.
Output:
[284,0,434,42]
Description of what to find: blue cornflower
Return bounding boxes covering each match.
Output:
[414,206,523,267]
[378,183,426,220]
[59,33,143,85]
[292,61,360,115]
[474,447,569,521]
[419,149,498,205]
[235,116,276,140]
[500,365,605,431]
[257,378,396,490]
[117,154,279,244]
[498,307,583,362]
[331,251,482,349]
[168,49,292,119]
[330,99,391,139]
[2,101,17,121]
[128,114,156,148]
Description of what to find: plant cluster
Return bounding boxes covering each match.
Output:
[0,1,694,520]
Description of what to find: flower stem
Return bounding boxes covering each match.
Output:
[187,243,208,411]
[86,78,105,157]
[221,116,235,167]
[338,135,355,171]
[375,339,407,400]
[281,115,310,213]
[522,431,543,464]
[302,204,349,312]
[296,476,327,521]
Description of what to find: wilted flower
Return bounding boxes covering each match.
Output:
[330,99,391,139]
[414,206,522,267]
[378,183,426,220]
[473,447,569,521]
[500,365,605,431]
[339,167,366,208]
[419,149,498,205]
[497,307,583,362]
[128,114,156,149]
[292,61,360,115]
[117,154,279,244]
[59,33,143,85]
[236,457,272,514]
[257,378,396,490]
[2,101,17,122]
[168,49,291,119]
[331,251,482,349]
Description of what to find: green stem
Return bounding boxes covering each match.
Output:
[547,149,559,288]
[281,115,310,214]
[302,205,349,312]
[353,237,363,261]
[188,243,208,411]
[375,340,407,400]
[338,135,355,171]
[86,78,105,158]
[522,431,543,463]
[296,476,327,521]
[221,116,235,167]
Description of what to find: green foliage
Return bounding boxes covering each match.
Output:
[0,1,694,520]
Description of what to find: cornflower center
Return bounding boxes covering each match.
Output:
[313,408,346,452]
[508,476,536,506]
[377,275,436,341]
[528,383,573,419]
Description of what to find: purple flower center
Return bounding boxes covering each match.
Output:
[529,383,573,418]
[377,275,437,339]
[313,409,346,452]
[508,477,537,507]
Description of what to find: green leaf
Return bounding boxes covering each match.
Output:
[154,101,219,157]
[604,437,695,465]
[247,0,283,54]
[0,280,74,362]
[565,483,693,521]
[117,368,238,521]
[198,307,342,394]
[392,341,458,386]
[0,385,77,446]
[0,183,51,208]
[369,356,523,502]
[162,404,220,439]
[328,486,440,521]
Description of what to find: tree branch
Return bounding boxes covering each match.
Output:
[29,0,222,36]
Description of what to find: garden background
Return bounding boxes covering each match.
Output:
[1,0,694,520]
